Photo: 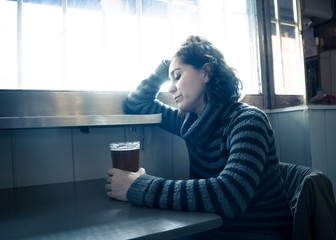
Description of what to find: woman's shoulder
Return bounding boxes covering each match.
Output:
[227,102,268,119]
[222,102,271,133]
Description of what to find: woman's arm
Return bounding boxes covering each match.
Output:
[126,108,274,219]
[124,61,184,136]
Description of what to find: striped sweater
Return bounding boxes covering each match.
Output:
[124,73,293,239]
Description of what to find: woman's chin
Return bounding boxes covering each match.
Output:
[177,104,185,111]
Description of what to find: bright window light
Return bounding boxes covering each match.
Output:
[0,0,261,94]
[270,0,305,95]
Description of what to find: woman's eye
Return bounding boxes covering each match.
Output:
[175,75,181,81]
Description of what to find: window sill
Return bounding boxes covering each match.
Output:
[265,104,336,114]
[0,114,162,129]
[0,90,168,130]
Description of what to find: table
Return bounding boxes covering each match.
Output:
[0,179,222,240]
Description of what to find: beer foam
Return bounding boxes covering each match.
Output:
[110,141,140,151]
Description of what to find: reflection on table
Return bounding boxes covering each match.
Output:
[0,179,222,240]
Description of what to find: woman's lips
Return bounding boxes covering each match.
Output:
[174,95,182,103]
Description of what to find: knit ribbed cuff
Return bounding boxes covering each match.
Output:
[126,174,156,205]
[153,60,170,82]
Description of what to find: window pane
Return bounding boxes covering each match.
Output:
[66,7,104,90]
[1,0,261,94]
[222,0,261,94]
[198,0,261,94]
[276,24,304,94]
[105,12,142,90]
[278,0,294,23]
[22,2,63,89]
[271,22,284,93]
[270,0,304,95]
[281,24,295,38]
[68,0,101,10]
[142,0,168,18]
[0,0,17,89]
[269,0,275,20]
[141,15,171,78]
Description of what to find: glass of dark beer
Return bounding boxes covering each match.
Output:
[110,141,140,172]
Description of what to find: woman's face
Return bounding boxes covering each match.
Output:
[168,57,209,116]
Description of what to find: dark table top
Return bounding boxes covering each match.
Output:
[0,179,222,240]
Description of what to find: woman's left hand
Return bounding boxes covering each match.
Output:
[105,168,146,201]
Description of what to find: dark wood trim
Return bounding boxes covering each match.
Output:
[256,0,267,109]
[263,0,277,109]
[255,0,276,109]
[274,95,305,108]
[242,94,304,109]
[240,94,264,109]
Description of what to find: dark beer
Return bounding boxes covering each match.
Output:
[111,149,139,172]
[110,142,140,172]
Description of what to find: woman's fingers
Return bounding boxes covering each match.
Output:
[105,183,112,191]
[105,167,144,201]
[106,168,115,176]
[106,176,112,183]
[106,190,113,198]
[138,167,146,175]
[105,174,112,197]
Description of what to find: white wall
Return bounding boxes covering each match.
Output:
[308,107,336,195]
[268,106,336,197]
[267,107,311,166]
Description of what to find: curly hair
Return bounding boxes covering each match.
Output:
[173,35,242,105]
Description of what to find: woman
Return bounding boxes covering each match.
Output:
[105,36,293,239]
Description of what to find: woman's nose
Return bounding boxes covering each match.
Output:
[168,82,177,94]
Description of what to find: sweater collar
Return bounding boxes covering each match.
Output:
[180,103,225,142]
[180,102,243,142]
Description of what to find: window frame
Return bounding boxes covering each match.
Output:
[245,0,305,109]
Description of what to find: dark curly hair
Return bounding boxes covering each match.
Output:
[173,35,242,105]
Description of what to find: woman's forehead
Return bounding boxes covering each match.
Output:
[169,57,184,70]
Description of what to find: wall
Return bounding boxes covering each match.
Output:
[0,126,189,189]
[268,105,336,196]
[308,107,336,193]
[267,107,311,166]
[1,106,335,197]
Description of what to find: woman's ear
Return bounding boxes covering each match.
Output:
[202,63,212,83]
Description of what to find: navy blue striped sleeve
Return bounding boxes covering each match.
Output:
[124,74,184,136]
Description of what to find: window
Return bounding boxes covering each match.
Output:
[0,0,305,109]
[268,0,305,107]
[0,0,260,93]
